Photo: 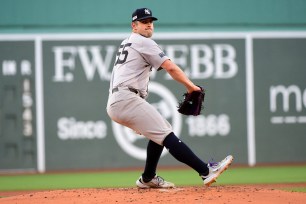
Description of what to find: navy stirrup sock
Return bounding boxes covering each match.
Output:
[163,132,209,176]
[142,140,164,182]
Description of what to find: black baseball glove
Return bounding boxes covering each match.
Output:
[177,86,205,116]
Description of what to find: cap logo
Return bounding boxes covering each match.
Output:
[132,15,137,21]
[144,9,150,14]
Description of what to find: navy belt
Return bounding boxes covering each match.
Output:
[112,87,139,95]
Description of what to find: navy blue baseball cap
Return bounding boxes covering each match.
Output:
[132,8,158,22]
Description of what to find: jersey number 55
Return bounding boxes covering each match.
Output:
[115,43,132,65]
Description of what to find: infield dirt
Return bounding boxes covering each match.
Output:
[1,184,306,204]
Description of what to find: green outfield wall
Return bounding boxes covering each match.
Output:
[1,0,306,32]
[0,1,306,172]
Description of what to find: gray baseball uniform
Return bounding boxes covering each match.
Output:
[106,8,232,189]
[107,32,172,145]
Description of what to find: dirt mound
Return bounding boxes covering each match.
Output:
[1,185,306,204]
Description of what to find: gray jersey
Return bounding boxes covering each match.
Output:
[110,33,169,98]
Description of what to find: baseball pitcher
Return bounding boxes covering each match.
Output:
[107,8,233,188]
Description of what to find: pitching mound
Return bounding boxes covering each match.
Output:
[1,185,306,204]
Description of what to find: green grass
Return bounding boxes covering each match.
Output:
[0,165,306,191]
